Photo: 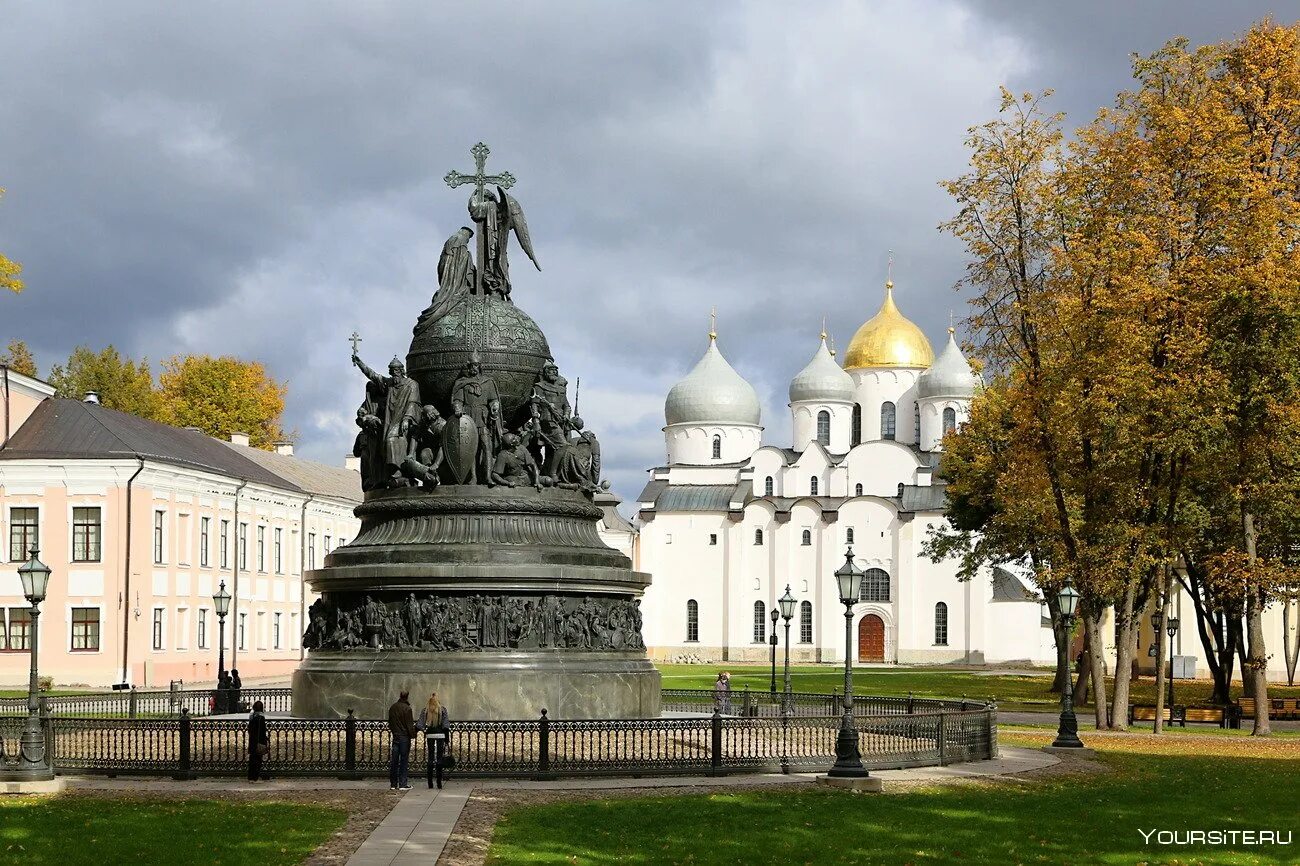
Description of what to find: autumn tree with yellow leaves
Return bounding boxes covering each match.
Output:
[158,354,290,449]
[0,188,21,294]
[936,20,1300,735]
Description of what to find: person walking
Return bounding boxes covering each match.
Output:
[714,671,732,715]
[418,691,451,789]
[387,689,418,791]
[230,669,243,711]
[247,700,269,782]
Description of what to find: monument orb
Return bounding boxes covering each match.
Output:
[291,143,661,719]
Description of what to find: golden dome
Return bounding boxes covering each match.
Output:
[843,282,935,370]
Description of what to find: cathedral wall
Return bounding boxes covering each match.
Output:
[850,369,922,445]
[790,401,854,454]
[664,423,762,465]
[638,511,730,656]
[840,443,925,498]
[918,397,970,452]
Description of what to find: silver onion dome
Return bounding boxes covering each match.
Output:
[917,330,980,399]
[665,337,761,426]
[789,335,854,403]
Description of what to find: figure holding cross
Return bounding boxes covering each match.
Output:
[444,142,540,301]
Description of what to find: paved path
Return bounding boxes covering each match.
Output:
[998,710,1300,731]
[344,747,1058,865]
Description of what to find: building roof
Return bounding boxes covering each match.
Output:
[897,483,949,513]
[664,336,761,426]
[594,490,635,533]
[991,565,1041,603]
[638,483,752,513]
[219,440,360,503]
[0,398,359,501]
[0,399,293,487]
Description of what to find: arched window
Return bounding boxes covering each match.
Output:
[800,601,813,643]
[753,601,766,643]
[754,528,764,545]
[846,527,855,544]
[801,529,812,546]
[860,568,890,603]
[881,401,896,440]
[942,407,957,435]
[686,599,699,642]
[816,410,831,446]
[934,602,949,645]
[914,402,921,442]
[711,435,722,459]
[851,404,862,446]
[855,483,863,496]
[764,476,774,496]
[810,477,819,496]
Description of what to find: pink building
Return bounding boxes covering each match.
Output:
[0,372,360,688]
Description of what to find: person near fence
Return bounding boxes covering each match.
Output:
[230,669,243,711]
[418,691,451,789]
[247,699,270,781]
[714,671,732,714]
[387,689,418,790]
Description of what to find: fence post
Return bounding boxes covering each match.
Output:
[175,708,192,780]
[830,687,838,716]
[344,709,358,779]
[907,691,914,714]
[710,709,723,775]
[129,687,138,719]
[960,694,967,712]
[535,708,551,780]
[937,711,947,766]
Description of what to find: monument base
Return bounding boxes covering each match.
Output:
[816,774,884,793]
[292,650,661,720]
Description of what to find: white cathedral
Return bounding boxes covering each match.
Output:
[632,280,1056,667]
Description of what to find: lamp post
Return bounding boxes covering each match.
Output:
[7,547,53,781]
[1051,579,1084,749]
[778,585,797,715]
[213,580,232,714]
[1166,615,1180,709]
[827,547,868,778]
[769,607,779,697]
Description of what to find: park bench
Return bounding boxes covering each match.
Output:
[1128,705,1230,728]
[1128,704,1184,727]
[1233,697,1300,727]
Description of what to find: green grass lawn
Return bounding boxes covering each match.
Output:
[0,796,346,864]
[658,663,1300,712]
[486,734,1300,865]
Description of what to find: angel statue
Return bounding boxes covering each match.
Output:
[469,185,540,300]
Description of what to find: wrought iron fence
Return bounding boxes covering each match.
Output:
[0,686,295,719]
[28,698,995,780]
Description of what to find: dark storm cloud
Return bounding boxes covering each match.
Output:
[0,2,1287,502]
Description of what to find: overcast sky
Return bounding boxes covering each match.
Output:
[0,2,1288,504]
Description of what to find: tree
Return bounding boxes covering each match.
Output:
[48,346,160,419]
[0,339,37,377]
[157,355,290,449]
[0,188,21,294]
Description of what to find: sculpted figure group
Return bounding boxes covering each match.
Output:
[352,349,604,495]
[302,593,646,653]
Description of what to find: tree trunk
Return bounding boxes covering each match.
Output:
[1085,612,1109,729]
[1047,593,1069,694]
[1110,579,1143,730]
[1179,565,1231,705]
[1243,508,1270,736]
[1073,644,1090,706]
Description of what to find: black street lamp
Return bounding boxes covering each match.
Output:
[768,607,779,697]
[827,547,869,778]
[5,547,53,781]
[1051,579,1084,749]
[213,580,232,714]
[1165,615,1180,709]
[778,585,797,716]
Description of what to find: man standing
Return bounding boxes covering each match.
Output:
[387,689,418,791]
[353,351,422,486]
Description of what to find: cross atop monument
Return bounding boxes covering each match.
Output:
[444,142,516,202]
[349,331,362,355]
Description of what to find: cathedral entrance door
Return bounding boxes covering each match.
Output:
[858,614,885,663]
